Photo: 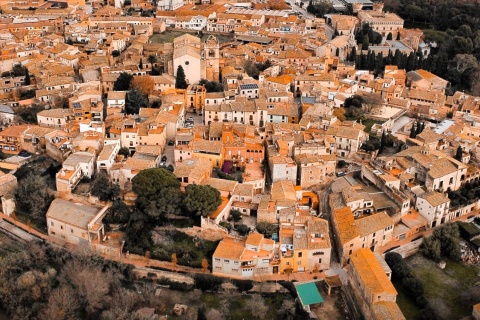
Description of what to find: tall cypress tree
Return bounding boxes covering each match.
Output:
[175,65,188,89]
[455,146,463,162]
[367,50,376,71]
[416,122,423,135]
[362,34,370,51]
[410,123,417,138]
[139,58,143,69]
[24,68,30,85]
[380,130,387,153]
[350,46,357,62]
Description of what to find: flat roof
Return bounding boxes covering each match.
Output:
[295,282,324,306]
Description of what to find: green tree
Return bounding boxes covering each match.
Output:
[362,34,369,51]
[198,79,224,92]
[112,50,120,57]
[236,224,250,236]
[409,123,417,138]
[125,89,148,114]
[420,235,442,262]
[386,32,393,40]
[104,199,130,224]
[12,64,25,77]
[132,168,183,221]
[229,209,242,222]
[183,184,222,217]
[147,54,157,64]
[24,68,31,85]
[455,146,463,161]
[197,305,207,320]
[349,46,357,62]
[175,65,188,89]
[14,173,54,217]
[118,147,130,158]
[113,72,133,91]
[344,95,364,108]
[91,173,112,201]
[406,52,417,72]
[256,222,278,239]
[243,60,260,79]
[379,130,387,154]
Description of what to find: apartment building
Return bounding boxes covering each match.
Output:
[331,206,394,265]
[295,154,336,188]
[349,248,406,320]
[46,198,109,246]
[212,234,277,278]
[326,123,369,158]
[279,217,332,274]
[415,191,450,228]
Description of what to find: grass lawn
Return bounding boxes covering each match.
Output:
[403,254,480,319]
[150,229,218,268]
[392,278,421,320]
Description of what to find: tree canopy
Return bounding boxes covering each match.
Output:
[14,173,54,217]
[183,184,222,217]
[198,79,224,92]
[113,72,133,91]
[132,168,183,220]
[91,173,119,201]
[125,89,149,115]
[175,65,188,89]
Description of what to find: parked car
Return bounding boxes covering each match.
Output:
[162,155,167,162]
[168,140,174,146]
[187,116,194,121]
[336,171,347,177]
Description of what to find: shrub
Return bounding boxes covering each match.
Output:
[219,221,232,231]
[230,210,242,222]
[231,279,253,292]
[337,160,347,168]
[420,236,442,262]
[256,222,278,239]
[236,224,250,236]
[168,281,194,291]
[194,274,223,292]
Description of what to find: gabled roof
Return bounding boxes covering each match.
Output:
[350,248,397,295]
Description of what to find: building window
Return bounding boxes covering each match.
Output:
[60,226,63,230]
[286,261,290,266]
[70,229,74,233]
[297,261,302,265]
[298,252,302,258]
[224,260,229,264]
[185,61,190,65]
[215,258,220,262]
[51,221,54,226]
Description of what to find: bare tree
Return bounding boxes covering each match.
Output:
[40,286,80,320]
[62,260,119,315]
[250,294,268,319]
